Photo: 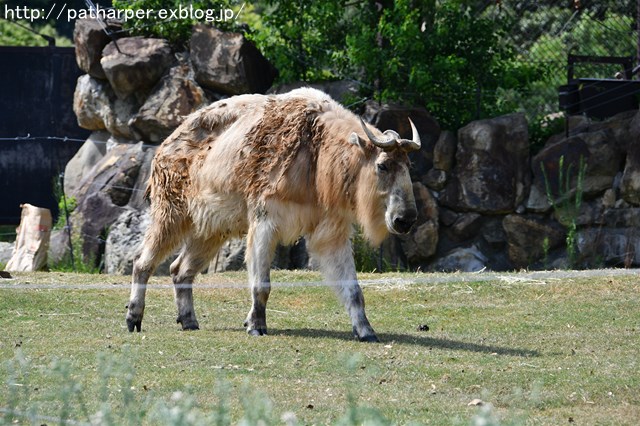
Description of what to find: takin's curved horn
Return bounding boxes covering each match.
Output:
[397,118,422,152]
[359,117,396,150]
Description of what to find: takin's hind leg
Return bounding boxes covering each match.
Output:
[170,235,225,330]
[126,216,188,332]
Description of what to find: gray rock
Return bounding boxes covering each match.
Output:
[64,131,109,196]
[48,229,70,266]
[73,18,122,80]
[0,241,14,266]
[190,25,276,95]
[73,74,139,139]
[441,113,530,214]
[502,214,565,269]
[209,238,246,272]
[73,74,111,130]
[450,213,483,241]
[423,168,447,191]
[105,208,176,275]
[431,245,488,272]
[398,183,439,265]
[101,37,174,99]
[433,130,456,172]
[72,142,146,263]
[577,227,640,267]
[620,142,640,205]
[531,129,624,212]
[601,208,640,228]
[130,64,207,143]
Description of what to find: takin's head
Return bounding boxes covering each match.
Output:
[351,118,421,246]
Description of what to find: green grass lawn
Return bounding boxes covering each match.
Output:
[1,270,639,425]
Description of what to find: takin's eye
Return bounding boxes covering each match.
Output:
[376,162,388,173]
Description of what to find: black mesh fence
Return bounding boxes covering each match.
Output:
[476,0,638,121]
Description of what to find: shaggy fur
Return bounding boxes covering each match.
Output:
[126,87,417,341]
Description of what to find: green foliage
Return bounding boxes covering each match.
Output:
[111,0,243,46]
[252,0,539,130]
[541,155,587,268]
[352,227,380,273]
[249,0,348,82]
[54,195,77,231]
[49,232,101,274]
[529,114,565,155]
[0,226,16,243]
[0,349,397,426]
[0,20,72,46]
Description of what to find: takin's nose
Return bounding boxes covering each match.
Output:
[392,210,418,234]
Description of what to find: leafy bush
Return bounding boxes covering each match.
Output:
[112,0,242,46]
[252,0,539,130]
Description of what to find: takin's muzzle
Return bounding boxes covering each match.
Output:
[390,208,418,234]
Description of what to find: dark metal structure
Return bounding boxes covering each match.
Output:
[0,46,87,224]
[559,54,640,120]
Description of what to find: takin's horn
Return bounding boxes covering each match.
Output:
[359,117,396,150]
[397,118,422,152]
[359,117,421,152]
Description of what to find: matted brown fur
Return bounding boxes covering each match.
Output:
[233,97,324,202]
[144,88,400,245]
[146,103,243,221]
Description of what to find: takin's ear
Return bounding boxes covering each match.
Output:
[349,132,365,149]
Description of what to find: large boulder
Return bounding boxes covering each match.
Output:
[0,242,14,266]
[130,64,207,143]
[398,183,439,265]
[620,111,640,204]
[101,37,174,99]
[73,74,139,139]
[64,131,109,196]
[577,227,640,267]
[190,25,276,95]
[431,245,488,272]
[529,126,625,212]
[441,113,530,214]
[71,142,147,264]
[432,130,456,172]
[73,74,111,131]
[502,214,565,269]
[73,18,122,80]
[105,208,176,275]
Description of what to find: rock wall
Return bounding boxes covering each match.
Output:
[58,20,640,274]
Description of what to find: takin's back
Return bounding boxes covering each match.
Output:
[148,88,353,213]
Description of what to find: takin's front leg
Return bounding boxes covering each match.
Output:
[127,214,187,332]
[309,236,379,342]
[243,218,277,336]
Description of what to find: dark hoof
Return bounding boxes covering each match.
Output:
[248,328,267,336]
[127,318,142,333]
[353,326,379,343]
[176,316,199,331]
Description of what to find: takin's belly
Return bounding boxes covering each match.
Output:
[188,192,322,245]
[188,192,249,239]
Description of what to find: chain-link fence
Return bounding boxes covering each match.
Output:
[478,0,638,122]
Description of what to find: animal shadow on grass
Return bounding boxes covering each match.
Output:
[269,328,539,357]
